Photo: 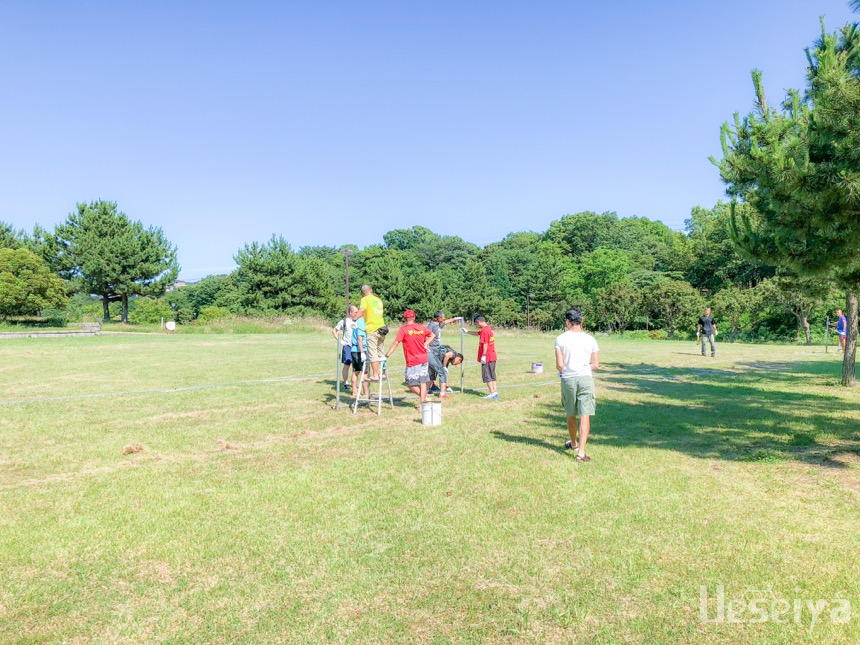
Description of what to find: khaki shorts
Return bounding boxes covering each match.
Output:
[561,376,595,417]
[366,331,385,362]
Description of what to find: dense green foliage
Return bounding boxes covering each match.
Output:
[0,248,67,317]
[0,203,842,341]
[714,16,860,383]
[54,201,179,323]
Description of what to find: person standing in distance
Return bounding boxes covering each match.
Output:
[697,307,718,358]
[463,315,498,399]
[555,307,600,463]
[356,284,386,381]
[834,308,848,353]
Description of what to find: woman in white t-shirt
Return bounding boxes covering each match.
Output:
[554,307,600,462]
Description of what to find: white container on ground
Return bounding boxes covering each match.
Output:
[421,402,442,426]
[531,362,543,374]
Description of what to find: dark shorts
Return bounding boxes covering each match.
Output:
[351,351,363,373]
[481,361,497,383]
[341,346,352,365]
[405,363,430,386]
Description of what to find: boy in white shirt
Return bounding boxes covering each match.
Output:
[554,307,600,462]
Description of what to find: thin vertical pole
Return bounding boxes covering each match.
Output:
[460,327,465,393]
[336,248,352,409]
[334,337,342,409]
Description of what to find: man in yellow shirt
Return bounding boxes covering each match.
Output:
[357,284,386,380]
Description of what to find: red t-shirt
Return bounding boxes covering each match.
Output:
[478,325,497,362]
[395,323,433,367]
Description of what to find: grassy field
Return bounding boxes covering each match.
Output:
[1,330,858,643]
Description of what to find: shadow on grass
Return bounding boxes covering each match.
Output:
[494,361,860,469]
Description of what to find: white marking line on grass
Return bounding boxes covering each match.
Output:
[0,374,330,406]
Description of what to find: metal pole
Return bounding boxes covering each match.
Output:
[460,326,465,393]
[334,337,342,409]
[825,316,830,353]
[335,248,352,409]
[343,248,351,311]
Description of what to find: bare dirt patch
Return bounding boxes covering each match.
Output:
[122,443,145,455]
[134,560,176,585]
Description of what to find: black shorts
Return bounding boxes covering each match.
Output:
[351,352,363,373]
[481,361,497,383]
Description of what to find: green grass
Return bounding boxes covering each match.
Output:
[1,332,858,643]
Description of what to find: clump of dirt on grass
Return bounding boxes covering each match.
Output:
[121,443,145,455]
[533,393,543,399]
[218,440,240,451]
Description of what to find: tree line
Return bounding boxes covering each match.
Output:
[0,200,843,348]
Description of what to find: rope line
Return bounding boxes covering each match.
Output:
[0,374,330,407]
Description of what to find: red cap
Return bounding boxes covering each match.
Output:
[403,309,416,319]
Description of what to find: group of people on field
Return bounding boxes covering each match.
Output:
[333,297,851,464]
[332,284,499,408]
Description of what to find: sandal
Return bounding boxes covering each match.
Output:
[576,454,591,462]
[564,440,578,451]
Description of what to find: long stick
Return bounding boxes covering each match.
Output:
[460,327,465,393]
[334,336,342,409]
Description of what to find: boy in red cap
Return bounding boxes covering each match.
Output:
[385,310,436,405]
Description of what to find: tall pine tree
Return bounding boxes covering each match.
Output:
[713,18,860,385]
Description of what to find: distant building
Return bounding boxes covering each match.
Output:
[167,280,197,292]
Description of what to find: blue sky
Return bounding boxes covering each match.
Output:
[1,1,855,280]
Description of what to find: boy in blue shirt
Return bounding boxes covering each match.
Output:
[350,308,370,398]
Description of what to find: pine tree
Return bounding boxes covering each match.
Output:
[713,19,860,385]
[56,201,179,323]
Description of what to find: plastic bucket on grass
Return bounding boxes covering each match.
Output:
[421,402,442,426]
[531,362,543,374]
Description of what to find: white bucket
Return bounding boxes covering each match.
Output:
[421,402,442,426]
[531,362,543,374]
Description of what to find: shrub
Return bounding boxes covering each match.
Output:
[197,306,231,322]
[130,297,173,324]
[40,308,68,327]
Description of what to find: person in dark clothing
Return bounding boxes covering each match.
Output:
[697,307,718,357]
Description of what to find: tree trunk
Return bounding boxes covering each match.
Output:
[102,295,110,322]
[121,295,129,324]
[802,316,811,346]
[842,292,857,387]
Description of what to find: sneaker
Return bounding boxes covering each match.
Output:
[429,385,440,393]
[483,392,499,400]
[445,387,455,394]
